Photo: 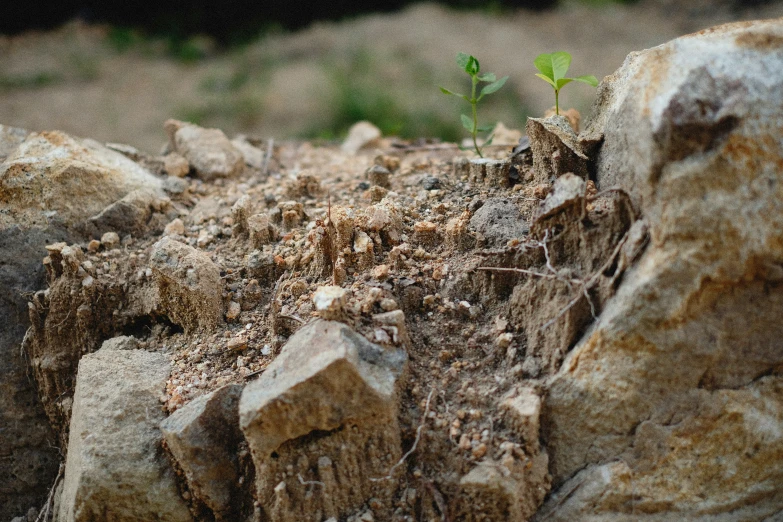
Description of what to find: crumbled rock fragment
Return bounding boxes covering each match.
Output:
[534,172,585,223]
[226,301,241,321]
[100,231,120,249]
[526,115,589,183]
[149,237,223,332]
[342,121,382,154]
[287,171,321,198]
[161,384,246,522]
[57,342,193,522]
[248,214,275,247]
[468,158,511,187]
[366,165,391,189]
[313,285,347,321]
[163,152,190,177]
[164,218,186,236]
[231,136,265,169]
[164,119,244,180]
[469,198,527,246]
[412,221,438,247]
[239,320,407,522]
[500,387,541,453]
[543,107,581,133]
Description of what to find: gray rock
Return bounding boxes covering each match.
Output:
[526,115,588,183]
[57,341,192,522]
[469,198,528,245]
[366,164,391,188]
[542,18,783,520]
[149,237,223,332]
[240,319,407,522]
[161,384,245,521]
[341,121,381,154]
[231,137,265,170]
[165,119,244,180]
[535,173,585,222]
[0,129,164,518]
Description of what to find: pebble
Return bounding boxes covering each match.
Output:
[226,301,241,321]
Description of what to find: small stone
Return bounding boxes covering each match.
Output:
[87,239,100,253]
[496,333,514,349]
[366,165,391,189]
[459,434,471,450]
[380,298,398,311]
[372,264,390,281]
[313,286,347,321]
[421,176,441,190]
[341,121,381,154]
[163,152,190,178]
[100,231,120,249]
[227,337,247,352]
[226,301,241,321]
[472,443,488,459]
[165,218,186,236]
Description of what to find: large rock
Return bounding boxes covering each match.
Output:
[239,319,407,522]
[57,339,192,522]
[161,384,246,521]
[0,129,164,518]
[165,119,244,180]
[149,237,224,332]
[541,19,783,520]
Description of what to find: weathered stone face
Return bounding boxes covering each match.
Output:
[57,340,193,522]
[542,18,783,520]
[239,319,407,522]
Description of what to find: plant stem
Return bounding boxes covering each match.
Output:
[555,89,560,116]
[471,74,482,157]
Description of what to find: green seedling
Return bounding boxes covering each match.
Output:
[440,52,508,157]
[534,51,598,116]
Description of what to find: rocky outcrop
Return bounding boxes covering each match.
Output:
[0,129,165,518]
[161,384,247,521]
[239,319,407,522]
[526,115,589,183]
[541,18,783,520]
[57,339,192,522]
[149,237,224,332]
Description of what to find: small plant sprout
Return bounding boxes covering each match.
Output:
[440,52,508,157]
[534,51,598,116]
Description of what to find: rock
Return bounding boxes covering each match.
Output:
[164,119,244,180]
[454,456,550,522]
[163,152,190,177]
[57,341,192,522]
[160,384,246,521]
[500,387,541,453]
[0,131,163,229]
[149,237,223,332]
[239,320,407,522]
[87,188,166,237]
[313,285,347,321]
[0,123,28,162]
[0,129,164,517]
[100,231,120,249]
[542,19,783,520]
[543,108,581,133]
[468,158,511,188]
[526,115,589,184]
[366,164,391,188]
[534,173,586,222]
[231,136,265,170]
[469,198,527,246]
[342,121,382,154]
[248,213,275,248]
[165,218,186,236]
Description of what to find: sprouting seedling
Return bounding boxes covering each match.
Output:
[440,52,508,158]
[534,51,598,116]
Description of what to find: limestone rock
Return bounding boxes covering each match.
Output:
[239,320,407,522]
[165,119,244,180]
[469,198,527,246]
[542,18,783,520]
[500,387,541,453]
[534,173,585,223]
[0,123,28,162]
[149,237,223,332]
[341,121,381,154]
[231,136,265,170]
[0,130,163,229]
[57,341,192,522]
[160,384,246,521]
[526,115,588,184]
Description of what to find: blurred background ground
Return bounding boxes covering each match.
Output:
[1,0,781,153]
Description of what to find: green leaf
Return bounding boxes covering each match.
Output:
[534,52,571,82]
[477,124,495,132]
[484,134,495,147]
[478,72,496,82]
[556,78,574,90]
[465,55,480,76]
[478,76,508,99]
[439,86,464,97]
[461,114,475,132]
[535,73,557,88]
[456,52,470,70]
[574,75,599,87]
